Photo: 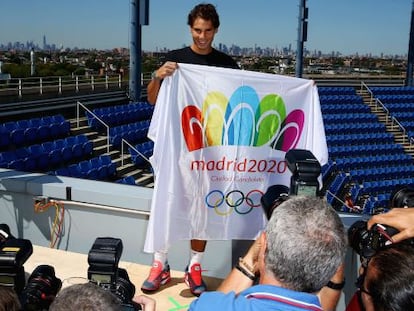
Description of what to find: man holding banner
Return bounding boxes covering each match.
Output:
[142,3,328,299]
[142,3,239,296]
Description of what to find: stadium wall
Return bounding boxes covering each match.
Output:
[0,168,236,279]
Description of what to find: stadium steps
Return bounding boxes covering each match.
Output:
[357,88,414,156]
[69,116,154,187]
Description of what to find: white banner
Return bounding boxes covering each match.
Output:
[144,63,327,253]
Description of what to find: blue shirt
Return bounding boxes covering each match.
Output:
[188,284,323,311]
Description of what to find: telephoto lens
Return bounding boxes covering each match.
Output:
[19,265,62,311]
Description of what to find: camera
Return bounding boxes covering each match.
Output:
[348,220,399,267]
[261,149,323,219]
[348,185,414,267]
[87,237,141,311]
[389,185,414,208]
[0,223,62,310]
[285,149,322,197]
[19,265,62,310]
[0,223,33,294]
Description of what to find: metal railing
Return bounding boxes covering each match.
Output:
[76,100,110,153]
[120,138,151,167]
[360,81,412,145]
[0,74,124,99]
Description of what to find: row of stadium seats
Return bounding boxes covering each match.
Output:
[320,103,370,114]
[109,120,150,147]
[326,132,394,146]
[350,165,414,183]
[319,94,363,104]
[390,111,414,121]
[379,102,414,113]
[115,175,137,185]
[128,141,154,166]
[334,153,413,171]
[0,134,92,172]
[317,86,356,95]
[86,102,154,130]
[361,178,414,196]
[328,143,403,158]
[376,94,414,103]
[51,155,117,181]
[324,122,385,135]
[0,114,70,149]
[323,113,377,124]
[370,86,414,95]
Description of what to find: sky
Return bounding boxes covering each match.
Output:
[0,0,412,56]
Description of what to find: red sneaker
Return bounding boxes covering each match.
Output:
[184,263,207,296]
[141,260,171,292]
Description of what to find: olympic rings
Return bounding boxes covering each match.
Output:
[205,189,264,216]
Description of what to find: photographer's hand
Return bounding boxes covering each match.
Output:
[367,208,414,243]
[133,295,156,311]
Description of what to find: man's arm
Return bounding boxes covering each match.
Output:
[146,62,178,105]
[318,263,346,311]
[147,77,162,105]
[217,235,262,294]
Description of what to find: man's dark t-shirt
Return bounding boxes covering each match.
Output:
[165,46,239,69]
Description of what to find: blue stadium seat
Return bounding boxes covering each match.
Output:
[55,167,71,177]
[41,141,62,167]
[68,163,83,178]
[54,139,73,163]
[116,176,136,185]
[78,160,98,180]
[98,155,117,178]
[28,144,49,170]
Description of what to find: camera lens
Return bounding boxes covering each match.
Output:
[390,186,414,208]
[347,220,370,255]
[114,268,135,304]
[20,265,62,310]
[261,185,289,220]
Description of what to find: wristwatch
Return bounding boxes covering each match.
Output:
[151,70,160,81]
[326,279,346,290]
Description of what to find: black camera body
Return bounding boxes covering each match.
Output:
[0,223,61,310]
[348,185,414,266]
[348,220,399,267]
[87,237,141,311]
[261,149,322,220]
[0,224,33,294]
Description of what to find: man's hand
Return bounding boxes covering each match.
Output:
[154,61,178,80]
[367,208,414,243]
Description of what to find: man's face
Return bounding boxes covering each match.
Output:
[190,17,218,55]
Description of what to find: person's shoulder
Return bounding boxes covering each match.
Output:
[166,47,191,60]
[211,49,239,68]
[189,291,238,310]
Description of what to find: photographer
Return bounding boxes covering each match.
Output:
[49,283,156,311]
[0,287,21,311]
[346,242,414,311]
[345,186,414,311]
[188,196,347,311]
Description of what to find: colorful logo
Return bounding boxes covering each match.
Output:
[205,189,264,216]
[181,86,305,151]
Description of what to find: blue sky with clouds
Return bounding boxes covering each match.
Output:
[0,0,412,56]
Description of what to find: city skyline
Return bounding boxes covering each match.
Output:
[0,0,412,57]
[0,35,408,60]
